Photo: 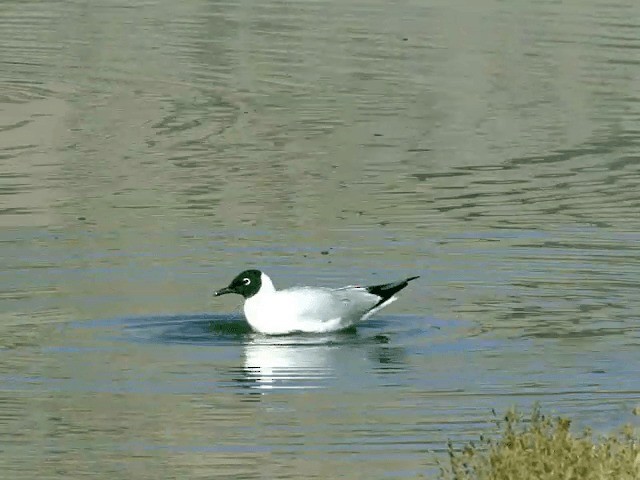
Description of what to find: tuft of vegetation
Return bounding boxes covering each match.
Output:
[440,406,640,480]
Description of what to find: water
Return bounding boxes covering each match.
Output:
[1,0,639,477]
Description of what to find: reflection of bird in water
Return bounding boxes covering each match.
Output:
[243,335,338,390]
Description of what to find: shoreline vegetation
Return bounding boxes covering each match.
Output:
[440,406,640,480]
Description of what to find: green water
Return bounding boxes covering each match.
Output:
[1,0,639,477]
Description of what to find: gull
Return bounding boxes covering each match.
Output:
[214,269,419,335]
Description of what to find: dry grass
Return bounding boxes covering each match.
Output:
[440,406,640,480]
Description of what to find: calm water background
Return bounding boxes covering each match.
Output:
[1,0,639,477]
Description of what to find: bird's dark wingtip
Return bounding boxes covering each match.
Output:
[365,274,420,307]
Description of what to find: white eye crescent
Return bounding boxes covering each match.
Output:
[242,278,251,286]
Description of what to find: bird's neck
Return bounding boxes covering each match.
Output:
[258,272,277,296]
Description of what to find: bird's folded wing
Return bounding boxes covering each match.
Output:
[279,287,378,323]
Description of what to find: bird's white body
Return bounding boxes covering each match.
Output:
[244,273,397,335]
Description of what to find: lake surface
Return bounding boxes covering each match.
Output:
[1,0,639,477]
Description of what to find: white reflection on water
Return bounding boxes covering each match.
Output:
[243,335,338,390]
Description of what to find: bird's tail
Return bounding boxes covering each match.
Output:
[366,275,419,307]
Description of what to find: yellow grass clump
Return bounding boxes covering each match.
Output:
[441,406,640,480]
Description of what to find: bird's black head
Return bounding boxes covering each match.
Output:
[213,269,262,299]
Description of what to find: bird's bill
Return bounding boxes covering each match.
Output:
[213,286,234,296]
